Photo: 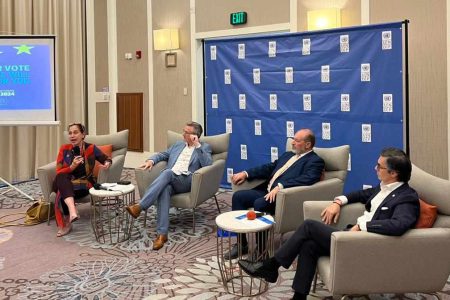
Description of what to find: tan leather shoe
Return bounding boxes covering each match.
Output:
[126,203,142,218]
[152,234,168,250]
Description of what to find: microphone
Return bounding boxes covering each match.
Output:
[72,146,80,156]
[93,183,112,191]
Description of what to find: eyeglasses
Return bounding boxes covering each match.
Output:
[375,163,388,170]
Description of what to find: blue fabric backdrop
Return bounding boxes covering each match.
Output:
[204,22,405,193]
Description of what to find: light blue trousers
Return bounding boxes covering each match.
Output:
[139,169,192,235]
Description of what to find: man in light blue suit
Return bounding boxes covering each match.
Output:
[126,121,212,250]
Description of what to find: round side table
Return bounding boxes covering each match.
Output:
[215,210,275,296]
[89,183,135,244]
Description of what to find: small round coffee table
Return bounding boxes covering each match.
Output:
[215,210,275,296]
[89,183,135,244]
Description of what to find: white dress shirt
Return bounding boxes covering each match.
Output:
[171,143,197,175]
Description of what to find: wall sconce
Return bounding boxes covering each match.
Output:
[307,8,341,31]
[153,28,179,67]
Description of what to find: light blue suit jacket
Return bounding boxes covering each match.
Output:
[149,141,213,174]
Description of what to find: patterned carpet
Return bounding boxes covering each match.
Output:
[0,169,449,300]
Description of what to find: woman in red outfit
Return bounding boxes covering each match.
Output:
[53,123,112,237]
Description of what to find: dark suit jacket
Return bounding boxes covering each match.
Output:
[346,183,419,236]
[246,151,325,190]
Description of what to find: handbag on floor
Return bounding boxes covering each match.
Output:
[25,199,54,225]
[0,198,54,227]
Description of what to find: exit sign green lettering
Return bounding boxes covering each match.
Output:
[230,12,247,25]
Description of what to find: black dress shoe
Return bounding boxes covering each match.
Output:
[238,259,279,283]
[224,244,248,260]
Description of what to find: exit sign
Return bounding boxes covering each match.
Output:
[230,12,247,25]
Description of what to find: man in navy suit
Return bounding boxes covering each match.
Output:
[125,121,212,250]
[238,148,419,300]
[226,129,325,259]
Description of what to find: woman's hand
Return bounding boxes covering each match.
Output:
[100,160,111,170]
[70,156,84,170]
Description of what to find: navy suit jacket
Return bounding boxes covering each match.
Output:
[149,141,213,174]
[346,183,419,236]
[246,151,324,190]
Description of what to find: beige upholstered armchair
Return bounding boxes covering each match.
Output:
[303,163,450,299]
[134,130,230,233]
[232,140,350,234]
[37,130,129,224]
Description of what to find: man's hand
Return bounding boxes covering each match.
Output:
[349,224,361,231]
[190,134,201,147]
[231,172,247,185]
[138,160,154,171]
[264,186,280,203]
[320,201,341,225]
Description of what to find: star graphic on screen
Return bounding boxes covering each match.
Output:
[14,45,34,54]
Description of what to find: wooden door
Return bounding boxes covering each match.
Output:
[117,93,143,152]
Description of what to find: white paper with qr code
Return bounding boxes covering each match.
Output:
[210,45,217,60]
[361,63,370,82]
[270,94,277,110]
[340,35,349,52]
[211,94,218,109]
[341,94,350,112]
[303,94,311,111]
[253,68,261,84]
[383,94,393,112]
[302,39,310,55]
[225,118,232,133]
[240,144,247,160]
[285,67,293,83]
[382,31,392,50]
[322,123,331,140]
[254,120,262,136]
[224,69,231,84]
[271,147,278,162]
[268,41,276,57]
[362,124,372,142]
[321,65,330,83]
[238,43,245,59]
[227,168,233,183]
[239,94,246,110]
[286,121,295,138]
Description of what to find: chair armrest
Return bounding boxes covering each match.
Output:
[97,154,125,183]
[37,161,57,202]
[274,178,345,234]
[303,201,365,229]
[328,228,450,294]
[232,179,265,192]
[190,159,226,206]
[134,161,167,198]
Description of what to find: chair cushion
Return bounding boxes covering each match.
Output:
[93,144,113,177]
[415,199,438,228]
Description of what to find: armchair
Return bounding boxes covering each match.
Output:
[37,130,129,224]
[134,130,230,233]
[232,140,349,234]
[303,163,450,299]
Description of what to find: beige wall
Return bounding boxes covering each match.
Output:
[152,0,192,151]
[115,0,150,149]
[297,0,361,31]
[94,0,109,92]
[370,0,448,178]
[196,0,290,33]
